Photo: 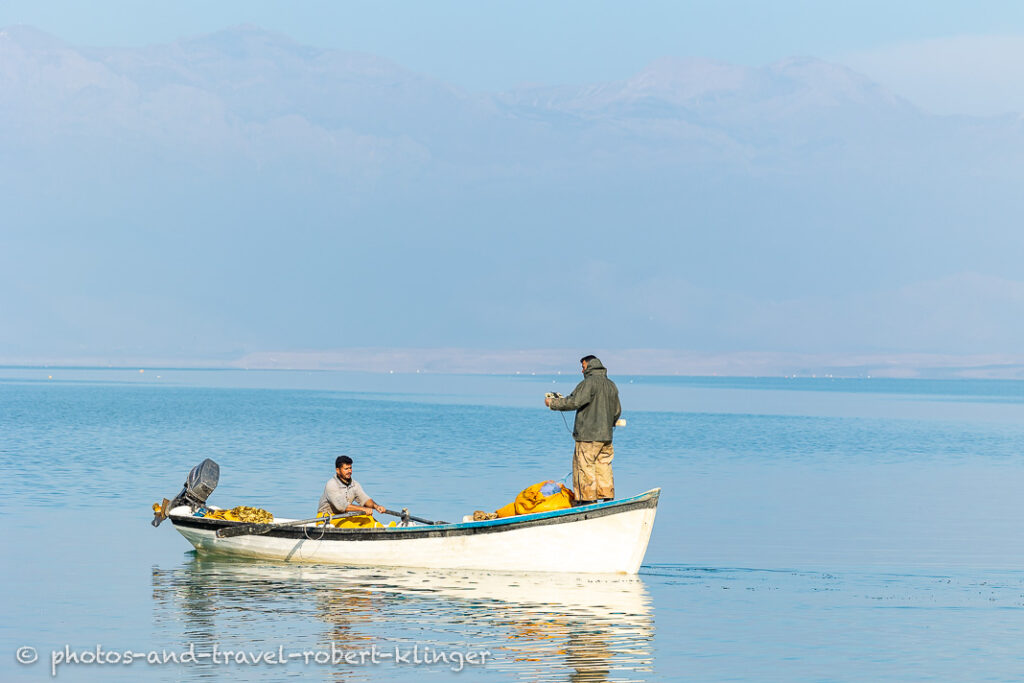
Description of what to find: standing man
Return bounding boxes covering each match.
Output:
[318,455,387,517]
[545,355,621,504]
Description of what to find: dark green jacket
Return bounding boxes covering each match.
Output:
[549,358,621,442]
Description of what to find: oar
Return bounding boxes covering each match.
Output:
[381,507,448,525]
[216,511,362,538]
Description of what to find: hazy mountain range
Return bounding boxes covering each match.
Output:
[8,24,1016,178]
[2,25,1023,376]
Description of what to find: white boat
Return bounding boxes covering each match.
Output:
[167,489,659,574]
[153,459,660,575]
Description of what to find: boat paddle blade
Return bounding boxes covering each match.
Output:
[216,523,272,539]
[213,512,355,538]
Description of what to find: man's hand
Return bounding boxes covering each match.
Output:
[373,503,385,514]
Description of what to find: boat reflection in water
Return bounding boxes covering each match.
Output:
[152,553,654,681]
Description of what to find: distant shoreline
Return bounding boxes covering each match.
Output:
[5,349,1024,380]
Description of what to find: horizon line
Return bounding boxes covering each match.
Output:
[5,348,1024,380]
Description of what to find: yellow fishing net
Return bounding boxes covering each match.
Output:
[317,512,397,529]
[495,481,574,518]
[203,506,274,523]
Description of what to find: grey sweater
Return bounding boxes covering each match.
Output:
[317,476,369,515]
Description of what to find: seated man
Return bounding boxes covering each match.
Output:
[317,455,386,518]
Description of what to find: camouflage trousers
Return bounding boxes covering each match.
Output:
[573,441,614,501]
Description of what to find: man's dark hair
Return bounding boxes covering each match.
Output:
[580,355,598,363]
[335,455,353,469]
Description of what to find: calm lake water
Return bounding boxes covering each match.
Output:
[3,368,1024,681]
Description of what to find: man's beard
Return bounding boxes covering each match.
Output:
[339,475,352,485]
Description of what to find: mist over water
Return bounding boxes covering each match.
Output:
[3,369,1024,681]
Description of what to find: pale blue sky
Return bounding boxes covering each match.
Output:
[3,0,1024,91]
[3,1,1024,369]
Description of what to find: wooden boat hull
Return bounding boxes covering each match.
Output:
[169,488,660,574]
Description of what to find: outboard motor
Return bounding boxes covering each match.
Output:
[151,459,220,527]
